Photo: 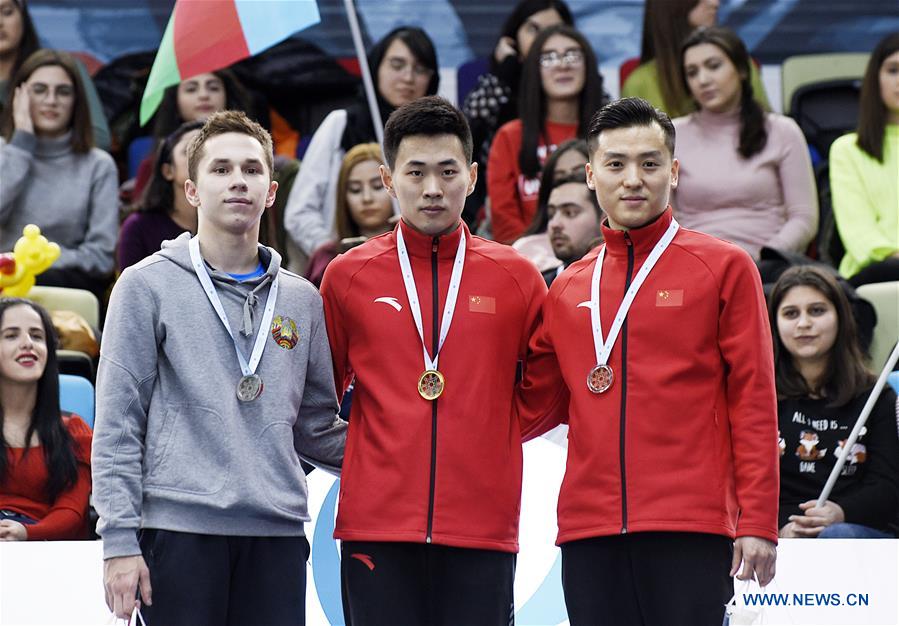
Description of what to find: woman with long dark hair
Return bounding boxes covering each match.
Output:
[283,27,438,272]
[117,120,203,272]
[622,0,769,118]
[0,298,92,541]
[672,26,817,259]
[487,24,606,244]
[770,266,899,538]
[462,0,573,223]
[830,31,899,286]
[0,49,118,298]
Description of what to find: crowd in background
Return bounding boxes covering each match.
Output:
[1,0,898,542]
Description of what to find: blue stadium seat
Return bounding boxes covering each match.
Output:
[59,374,95,428]
[457,57,489,107]
[127,135,155,179]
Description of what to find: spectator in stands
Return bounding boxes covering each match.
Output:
[283,27,438,273]
[304,143,394,288]
[117,120,203,272]
[513,138,588,271]
[622,0,769,118]
[830,32,899,286]
[132,69,251,198]
[0,0,110,150]
[0,0,37,98]
[0,49,118,299]
[488,24,606,244]
[0,297,92,541]
[771,266,899,538]
[542,172,603,286]
[462,0,573,226]
[672,26,818,260]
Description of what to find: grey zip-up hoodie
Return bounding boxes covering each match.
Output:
[92,233,346,559]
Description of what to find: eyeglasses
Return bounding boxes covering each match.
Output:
[27,83,75,101]
[539,50,585,69]
[387,57,433,79]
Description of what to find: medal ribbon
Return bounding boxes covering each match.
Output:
[590,219,679,367]
[396,224,466,372]
[189,237,278,377]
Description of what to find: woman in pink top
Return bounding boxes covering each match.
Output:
[671,26,817,260]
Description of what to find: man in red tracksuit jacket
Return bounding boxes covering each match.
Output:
[320,96,564,625]
[524,98,780,625]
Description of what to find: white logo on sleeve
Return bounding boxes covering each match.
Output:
[374,297,402,312]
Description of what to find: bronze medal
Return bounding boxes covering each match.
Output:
[587,364,613,394]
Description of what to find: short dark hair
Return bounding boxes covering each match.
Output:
[382,96,473,169]
[187,110,273,182]
[586,97,675,158]
[768,265,875,407]
[857,31,899,162]
[550,172,602,218]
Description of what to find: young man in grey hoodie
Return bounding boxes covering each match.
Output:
[93,110,347,624]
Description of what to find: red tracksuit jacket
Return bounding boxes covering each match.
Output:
[528,209,779,545]
[320,220,562,552]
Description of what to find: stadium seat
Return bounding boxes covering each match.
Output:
[855,281,899,373]
[790,78,862,162]
[127,135,155,180]
[59,374,95,429]
[57,350,95,384]
[781,52,869,115]
[457,57,489,107]
[27,285,100,330]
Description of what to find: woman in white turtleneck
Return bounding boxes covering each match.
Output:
[671,26,818,260]
[0,49,117,298]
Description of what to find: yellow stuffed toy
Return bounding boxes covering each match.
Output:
[0,224,61,296]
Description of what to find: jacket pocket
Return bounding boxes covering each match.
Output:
[256,422,307,516]
[144,405,230,495]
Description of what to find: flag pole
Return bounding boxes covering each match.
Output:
[343,0,383,146]
[816,341,899,506]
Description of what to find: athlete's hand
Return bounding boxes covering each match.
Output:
[732,536,776,587]
[0,520,28,540]
[104,555,152,619]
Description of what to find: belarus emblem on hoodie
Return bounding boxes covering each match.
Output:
[271,315,299,350]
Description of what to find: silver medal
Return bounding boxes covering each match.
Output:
[236,374,263,402]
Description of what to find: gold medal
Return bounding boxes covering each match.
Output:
[587,364,613,394]
[418,370,445,400]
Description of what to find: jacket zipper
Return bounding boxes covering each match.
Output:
[620,234,634,534]
[426,237,439,543]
